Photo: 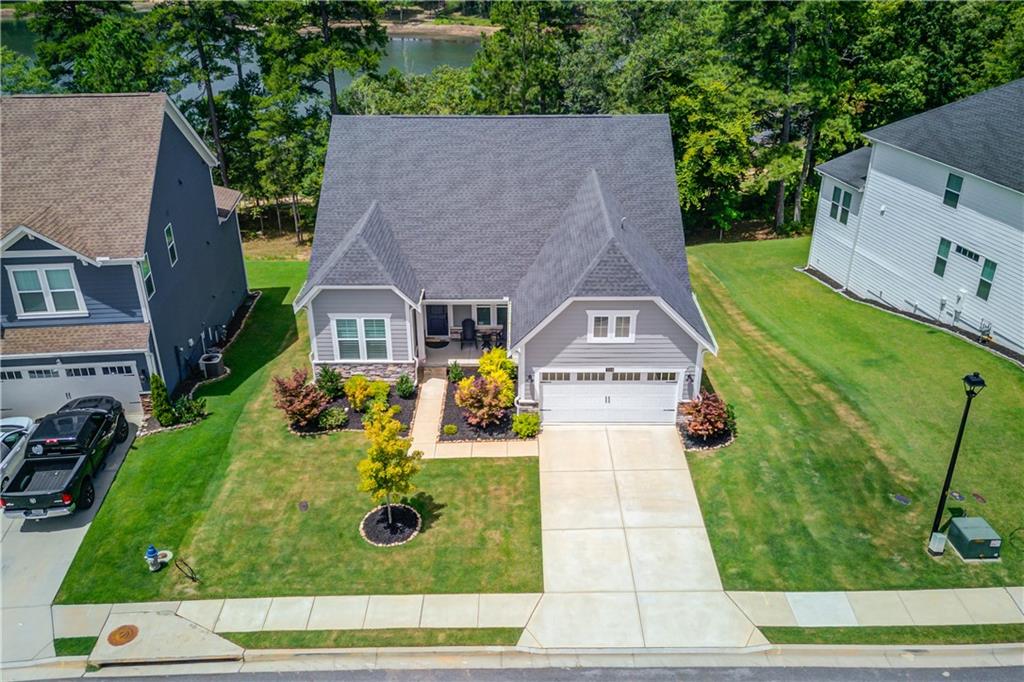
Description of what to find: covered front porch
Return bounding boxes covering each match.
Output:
[417,300,510,367]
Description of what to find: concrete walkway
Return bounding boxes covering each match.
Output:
[522,425,763,649]
[408,377,539,458]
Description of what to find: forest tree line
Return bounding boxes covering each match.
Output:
[2,0,1021,239]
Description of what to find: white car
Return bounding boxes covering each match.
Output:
[1,417,35,491]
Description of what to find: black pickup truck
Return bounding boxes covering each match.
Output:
[0,397,128,520]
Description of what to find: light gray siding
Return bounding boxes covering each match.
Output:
[310,288,411,362]
[806,174,864,283]
[812,142,1024,351]
[521,299,701,399]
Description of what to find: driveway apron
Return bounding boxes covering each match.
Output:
[524,425,763,649]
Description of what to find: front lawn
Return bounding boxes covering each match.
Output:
[225,628,521,649]
[687,237,1023,591]
[56,260,541,604]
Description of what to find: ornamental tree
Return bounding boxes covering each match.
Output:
[272,367,327,427]
[357,403,422,526]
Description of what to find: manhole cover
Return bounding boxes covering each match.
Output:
[107,624,139,647]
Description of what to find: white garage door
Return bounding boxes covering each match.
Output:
[539,370,680,424]
[0,361,144,420]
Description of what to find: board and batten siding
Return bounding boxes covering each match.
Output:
[310,288,412,362]
[807,173,865,282]
[0,253,144,327]
[827,142,1024,351]
[521,299,700,399]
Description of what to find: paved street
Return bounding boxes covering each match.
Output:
[0,427,137,664]
[523,425,762,649]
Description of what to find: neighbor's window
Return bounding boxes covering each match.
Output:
[829,186,853,224]
[164,224,178,266]
[334,316,390,361]
[943,173,963,208]
[976,259,997,300]
[7,265,85,316]
[933,238,951,277]
[141,253,156,299]
[588,310,637,343]
[954,244,980,262]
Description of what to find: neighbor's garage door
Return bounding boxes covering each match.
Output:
[539,370,680,424]
[0,361,143,421]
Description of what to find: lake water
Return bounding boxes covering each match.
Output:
[0,18,479,92]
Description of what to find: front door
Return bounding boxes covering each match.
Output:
[426,305,449,336]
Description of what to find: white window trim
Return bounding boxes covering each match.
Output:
[141,252,156,300]
[164,223,178,267]
[5,264,88,319]
[587,310,637,343]
[329,313,393,363]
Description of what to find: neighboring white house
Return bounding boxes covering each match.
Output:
[807,79,1024,354]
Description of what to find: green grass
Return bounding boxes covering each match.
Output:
[56,261,541,604]
[225,628,521,649]
[687,237,1023,591]
[762,624,1024,646]
[53,637,97,657]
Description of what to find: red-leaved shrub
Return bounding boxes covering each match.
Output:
[454,376,507,427]
[273,368,328,428]
[682,390,736,440]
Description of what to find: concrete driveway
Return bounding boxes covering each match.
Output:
[523,425,764,649]
[0,426,137,664]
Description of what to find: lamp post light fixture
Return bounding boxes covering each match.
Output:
[927,372,986,556]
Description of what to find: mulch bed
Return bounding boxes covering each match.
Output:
[804,267,1024,367]
[680,426,735,451]
[438,375,515,441]
[360,504,422,547]
[288,389,418,436]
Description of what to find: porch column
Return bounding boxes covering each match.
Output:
[415,306,427,362]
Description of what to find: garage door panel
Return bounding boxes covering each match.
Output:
[541,376,679,424]
[0,362,143,420]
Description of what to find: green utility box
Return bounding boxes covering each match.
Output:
[948,517,1001,560]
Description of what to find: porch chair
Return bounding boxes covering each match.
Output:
[460,318,478,349]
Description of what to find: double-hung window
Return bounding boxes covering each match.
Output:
[943,173,963,208]
[333,316,391,361]
[587,310,637,343]
[933,238,951,277]
[141,253,156,299]
[164,224,178,266]
[829,186,852,224]
[7,265,86,317]
[976,259,997,300]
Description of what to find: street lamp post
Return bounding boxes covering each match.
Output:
[927,372,986,556]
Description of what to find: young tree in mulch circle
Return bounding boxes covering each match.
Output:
[272,368,328,428]
[357,403,423,527]
[682,390,737,443]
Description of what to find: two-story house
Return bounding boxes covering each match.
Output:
[807,79,1024,354]
[0,93,249,420]
[294,115,717,424]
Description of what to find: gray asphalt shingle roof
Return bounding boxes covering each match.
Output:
[815,146,871,190]
[865,79,1024,193]
[305,115,712,347]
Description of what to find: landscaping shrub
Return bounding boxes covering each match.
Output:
[447,360,464,383]
[454,376,507,427]
[395,373,416,399]
[343,375,387,411]
[682,390,735,440]
[273,368,328,428]
[368,379,390,403]
[318,406,349,430]
[478,347,516,380]
[443,423,458,436]
[172,396,207,424]
[150,374,177,426]
[511,413,540,439]
[366,396,394,416]
[316,366,345,400]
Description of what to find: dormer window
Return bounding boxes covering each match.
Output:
[587,310,637,343]
[6,265,86,317]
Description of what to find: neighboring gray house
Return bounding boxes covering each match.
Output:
[0,93,249,420]
[294,115,717,424]
[808,79,1024,353]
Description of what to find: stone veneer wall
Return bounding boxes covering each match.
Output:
[314,362,412,383]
